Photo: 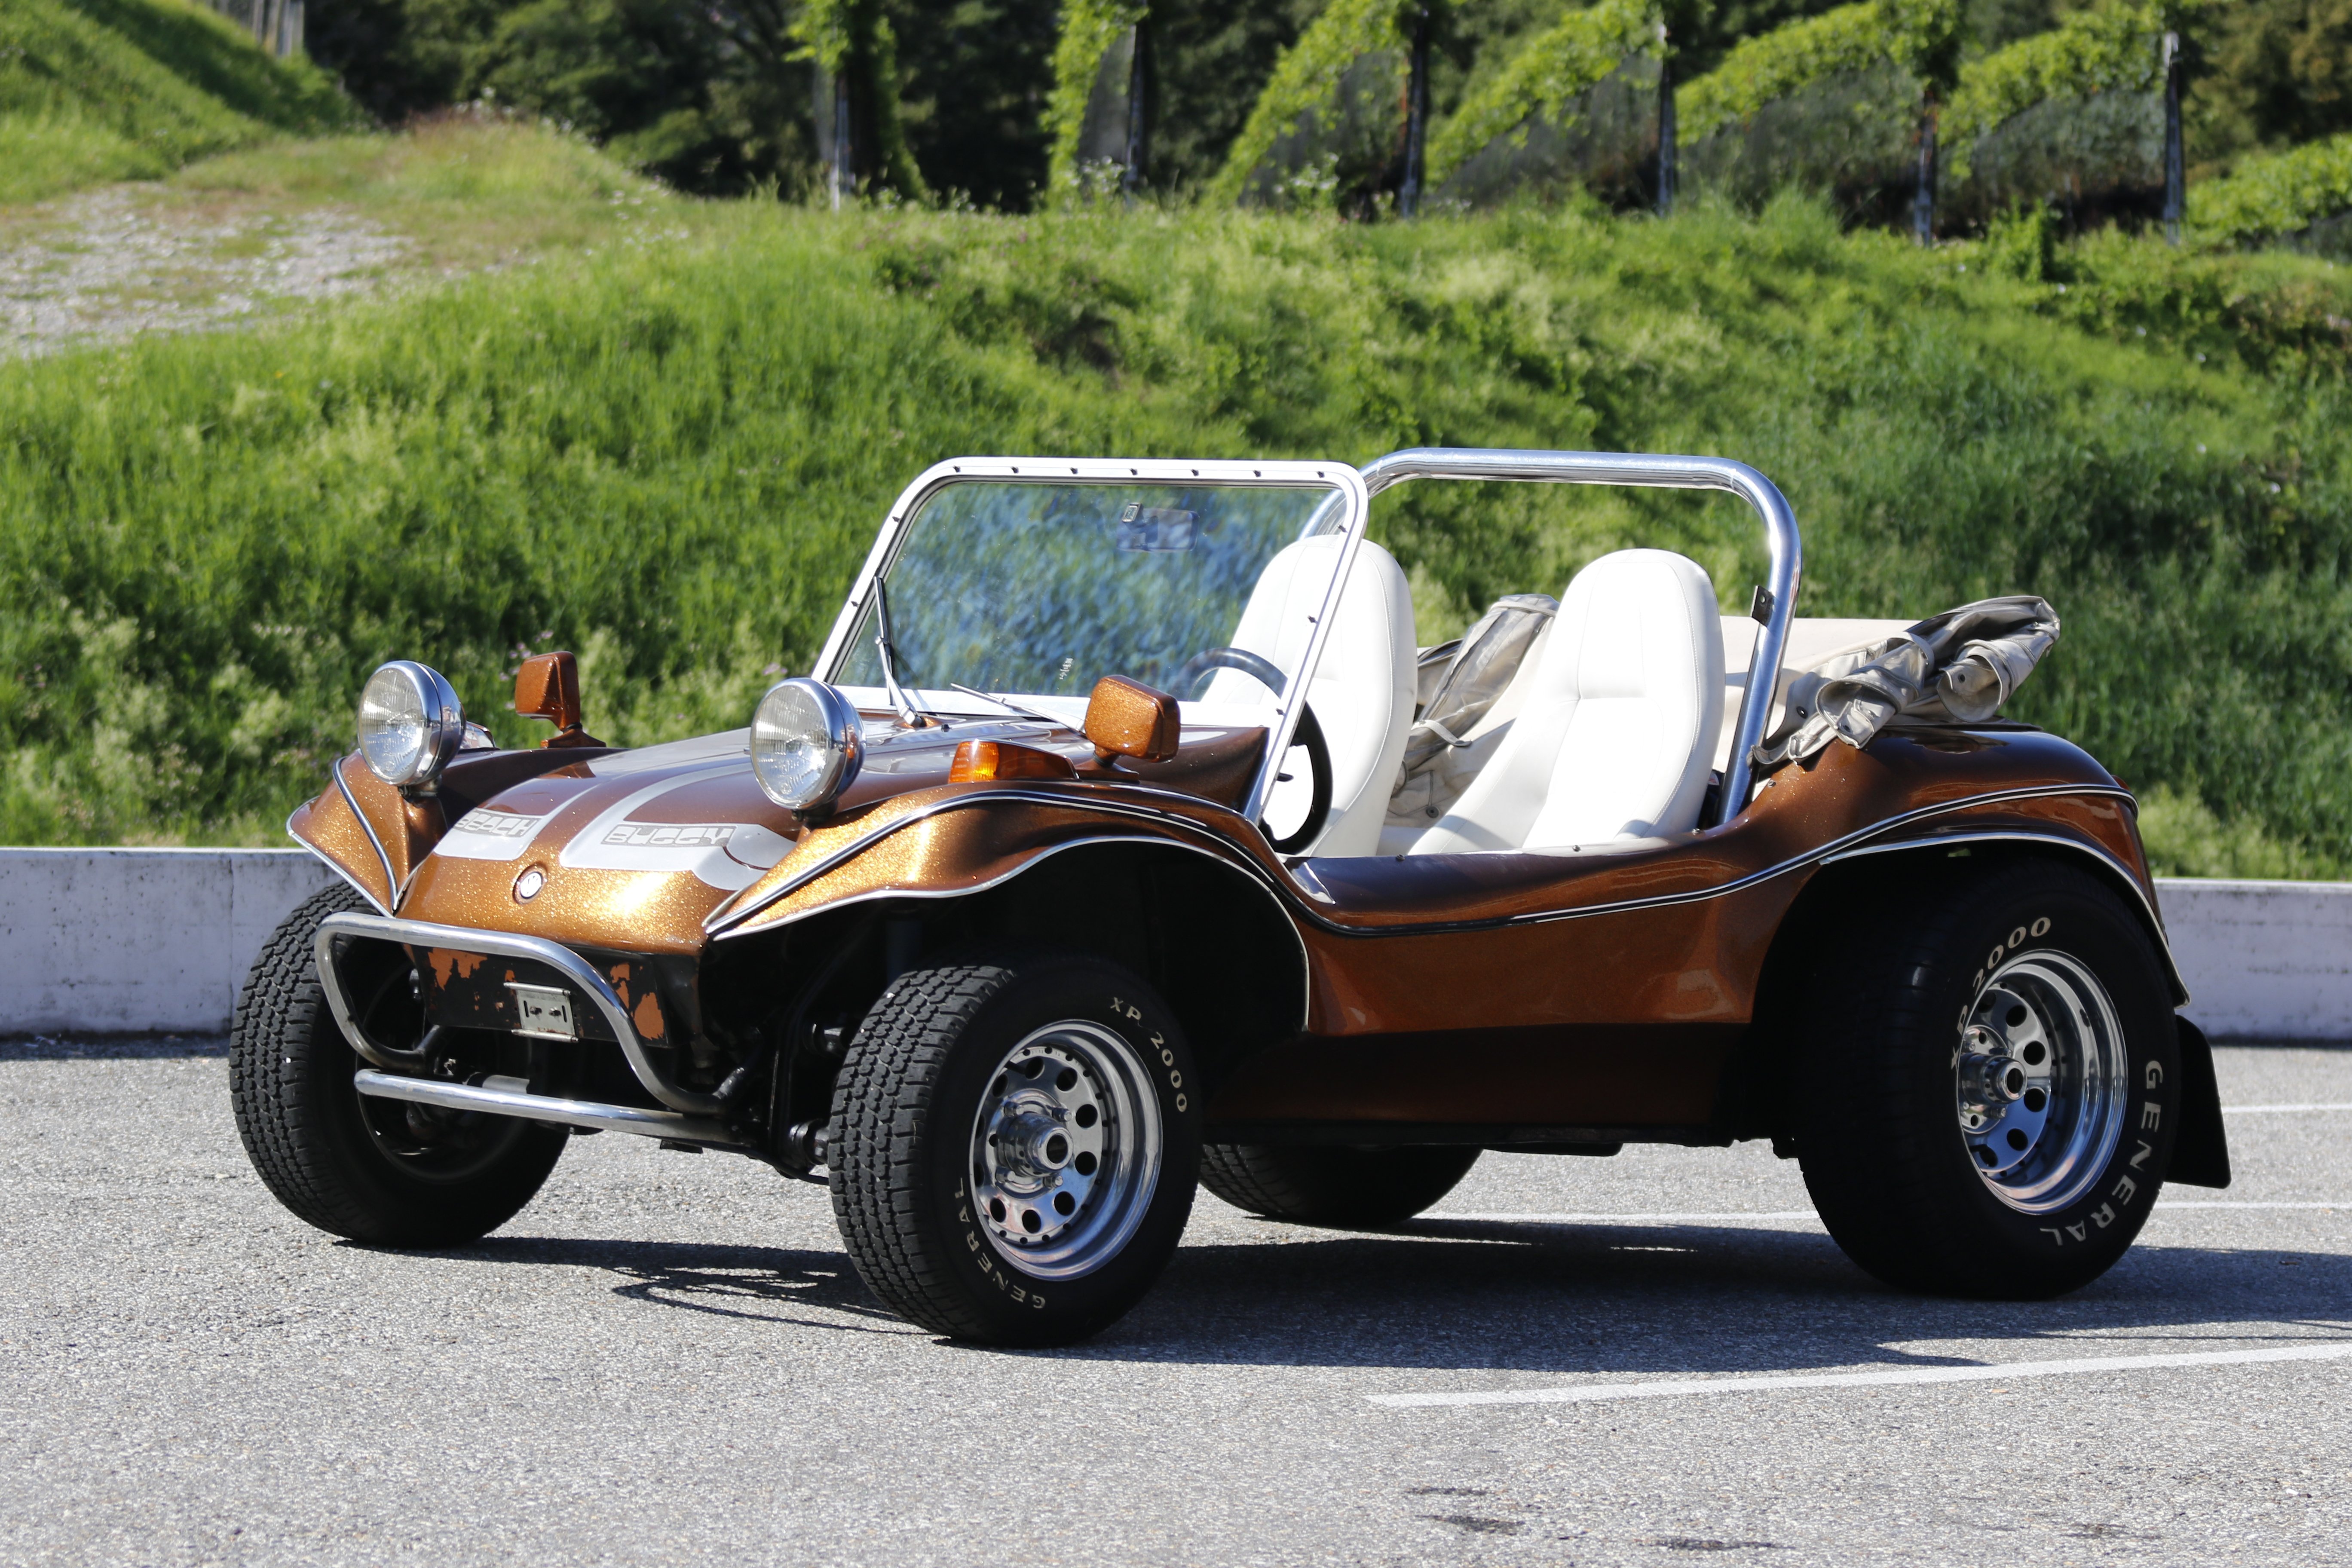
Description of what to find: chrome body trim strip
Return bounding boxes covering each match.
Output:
[313,912,726,1116]
[1822,827,2187,1003]
[287,806,392,916]
[1357,447,1805,829]
[708,779,2147,944]
[712,830,1315,1033]
[1481,784,2145,931]
[331,760,401,910]
[809,456,1370,840]
[352,1069,746,1146]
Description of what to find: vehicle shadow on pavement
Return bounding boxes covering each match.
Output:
[445,1234,918,1334]
[1074,1219,2352,1375]
[0,1033,228,1059]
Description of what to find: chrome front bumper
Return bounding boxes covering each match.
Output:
[314,911,727,1118]
[352,1068,745,1146]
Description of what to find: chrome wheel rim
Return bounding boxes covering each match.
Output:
[969,1021,1163,1281]
[1955,949,2129,1214]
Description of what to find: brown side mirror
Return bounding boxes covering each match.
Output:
[514,651,601,749]
[1083,676,1181,766]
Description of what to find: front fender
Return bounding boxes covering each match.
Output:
[707,782,1295,942]
[289,747,619,915]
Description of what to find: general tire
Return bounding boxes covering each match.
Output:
[1198,1144,1479,1226]
[228,880,567,1246]
[1795,856,2179,1298]
[828,950,1201,1347]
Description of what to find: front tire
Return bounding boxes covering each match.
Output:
[828,950,1201,1346]
[1795,858,2179,1298]
[229,881,567,1246]
[1199,1144,1480,1226]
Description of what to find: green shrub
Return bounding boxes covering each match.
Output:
[1427,0,1657,187]
[1941,1,2170,182]
[2188,130,2352,248]
[4,179,2352,875]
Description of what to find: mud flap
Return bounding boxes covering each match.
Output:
[2168,1016,2231,1189]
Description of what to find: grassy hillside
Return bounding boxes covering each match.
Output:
[0,0,358,203]
[3,128,2349,880]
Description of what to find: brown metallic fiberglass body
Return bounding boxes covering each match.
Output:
[292,696,2165,1143]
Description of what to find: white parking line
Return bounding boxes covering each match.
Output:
[1368,1343,2352,1408]
[1425,1203,2348,1225]
[2225,1103,2352,1114]
[1427,1211,1820,1225]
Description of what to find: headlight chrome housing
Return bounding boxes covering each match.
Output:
[357,660,466,789]
[751,678,864,813]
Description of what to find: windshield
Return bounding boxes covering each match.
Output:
[828,479,1350,715]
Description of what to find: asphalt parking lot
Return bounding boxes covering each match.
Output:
[2,1038,2346,1567]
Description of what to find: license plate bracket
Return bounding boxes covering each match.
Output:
[508,982,579,1040]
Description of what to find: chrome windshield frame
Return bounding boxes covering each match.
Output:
[812,456,1372,830]
[1357,447,1804,829]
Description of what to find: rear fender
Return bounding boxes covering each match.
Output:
[1731,833,2191,1145]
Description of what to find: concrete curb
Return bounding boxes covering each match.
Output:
[0,848,336,1034]
[2151,877,2352,1041]
[0,850,2344,1039]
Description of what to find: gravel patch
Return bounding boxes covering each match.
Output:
[0,185,413,356]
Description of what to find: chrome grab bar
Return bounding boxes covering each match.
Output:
[352,1069,745,1146]
[313,911,726,1116]
[1357,447,1804,827]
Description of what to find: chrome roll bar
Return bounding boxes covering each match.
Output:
[313,911,726,1116]
[1357,447,1804,827]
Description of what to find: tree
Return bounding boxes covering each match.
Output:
[2190,0,2352,166]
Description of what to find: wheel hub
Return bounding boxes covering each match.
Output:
[1957,1010,2056,1175]
[968,1022,1164,1280]
[1953,952,2128,1212]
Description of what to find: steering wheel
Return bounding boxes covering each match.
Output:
[1178,646,1333,856]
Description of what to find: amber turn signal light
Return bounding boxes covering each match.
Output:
[513,651,602,749]
[948,739,1079,783]
[1082,676,1181,764]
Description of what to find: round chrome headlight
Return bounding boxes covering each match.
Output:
[357,660,466,788]
[751,678,864,812]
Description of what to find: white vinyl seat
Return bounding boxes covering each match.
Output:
[1412,549,1724,853]
[1200,536,1415,857]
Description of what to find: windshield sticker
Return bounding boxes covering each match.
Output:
[435,806,561,862]
[1117,505,1198,552]
[558,764,793,889]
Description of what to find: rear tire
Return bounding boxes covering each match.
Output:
[1199,1144,1480,1226]
[1795,857,2179,1298]
[229,881,567,1246]
[828,950,1201,1346]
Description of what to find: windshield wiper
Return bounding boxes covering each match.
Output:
[871,579,936,728]
[948,683,1072,731]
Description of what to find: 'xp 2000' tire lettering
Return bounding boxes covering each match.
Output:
[1795,859,2179,1299]
[827,951,1202,1347]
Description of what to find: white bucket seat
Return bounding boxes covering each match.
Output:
[1412,548,1724,853]
[1200,536,1415,858]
